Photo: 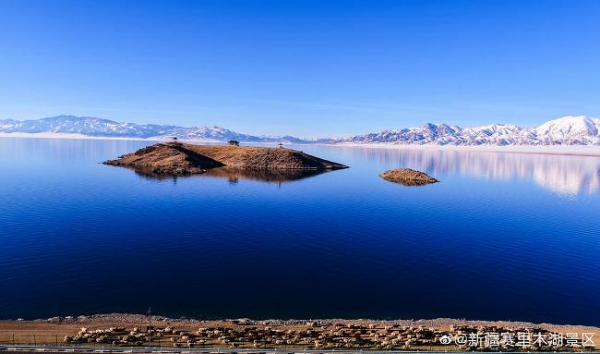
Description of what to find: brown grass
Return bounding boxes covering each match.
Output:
[104,143,348,176]
[380,168,439,186]
[0,315,597,350]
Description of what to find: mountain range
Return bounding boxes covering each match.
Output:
[1,115,599,146]
[0,115,319,143]
[342,115,600,146]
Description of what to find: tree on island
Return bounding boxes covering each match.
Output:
[228,140,240,146]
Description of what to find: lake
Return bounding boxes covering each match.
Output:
[0,137,599,325]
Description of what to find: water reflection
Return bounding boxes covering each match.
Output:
[204,167,328,183]
[327,147,600,196]
[0,136,153,163]
[131,168,182,183]
[2,138,599,195]
[130,166,330,184]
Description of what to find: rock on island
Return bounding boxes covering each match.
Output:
[103,142,348,175]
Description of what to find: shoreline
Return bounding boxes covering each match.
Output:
[0,314,597,350]
[2,132,600,157]
[24,313,600,330]
[2,313,599,332]
[1,313,598,328]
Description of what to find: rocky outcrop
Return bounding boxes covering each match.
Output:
[103,143,223,175]
[379,168,439,186]
[104,142,348,176]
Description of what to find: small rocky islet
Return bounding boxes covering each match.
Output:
[103,142,348,176]
[380,168,439,186]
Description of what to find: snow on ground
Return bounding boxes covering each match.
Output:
[330,142,600,157]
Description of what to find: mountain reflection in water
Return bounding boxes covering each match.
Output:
[333,146,600,195]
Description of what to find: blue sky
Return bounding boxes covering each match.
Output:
[1,0,598,137]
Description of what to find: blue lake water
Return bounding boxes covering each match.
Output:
[1,138,599,325]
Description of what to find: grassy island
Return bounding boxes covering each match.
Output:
[104,142,348,176]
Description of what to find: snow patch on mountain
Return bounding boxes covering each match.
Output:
[535,115,599,144]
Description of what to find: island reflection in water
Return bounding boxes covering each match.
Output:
[132,166,330,184]
[203,166,328,184]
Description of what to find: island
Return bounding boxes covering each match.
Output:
[103,142,348,176]
[379,168,439,186]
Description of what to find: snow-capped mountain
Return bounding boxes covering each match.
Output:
[535,115,599,145]
[342,115,600,146]
[2,114,599,146]
[0,115,319,143]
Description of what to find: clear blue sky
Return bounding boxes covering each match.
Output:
[1,0,598,137]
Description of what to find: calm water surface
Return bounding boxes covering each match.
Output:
[0,138,599,325]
